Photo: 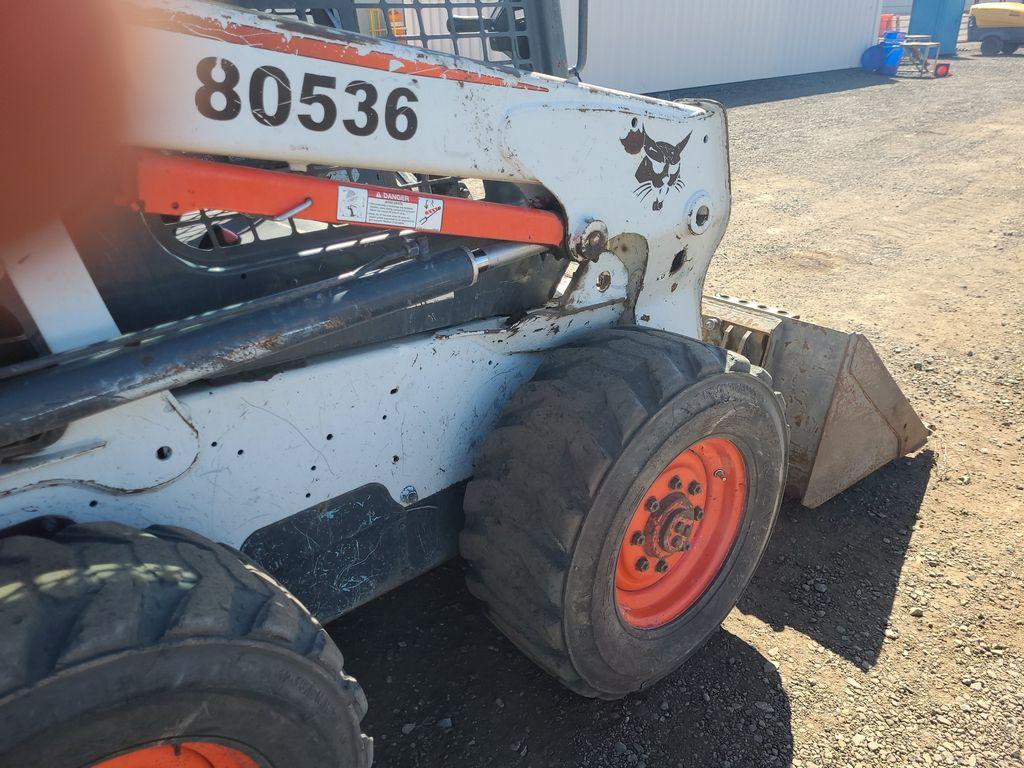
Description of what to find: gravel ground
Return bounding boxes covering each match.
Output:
[329,45,1024,767]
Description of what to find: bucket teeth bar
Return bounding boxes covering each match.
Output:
[703,295,930,508]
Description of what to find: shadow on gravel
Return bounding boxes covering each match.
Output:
[651,68,896,108]
[739,451,935,669]
[331,562,794,768]
[327,453,932,766]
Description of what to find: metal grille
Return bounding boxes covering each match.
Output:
[237,1,568,76]
[148,207,417,274]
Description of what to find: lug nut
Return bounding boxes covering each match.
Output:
[645,496,660,513]
[682,541,692,552]
[635,557,650,572]
[668,476,683,491]
[655,559,669,573]
[687,480,702,495]
[693,506,704,521]
[630,531,645,546]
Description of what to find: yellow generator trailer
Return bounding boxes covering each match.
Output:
[969,2,1024,54]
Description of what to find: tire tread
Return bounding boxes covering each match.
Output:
[461,326,772,697]
[0,523,371,768]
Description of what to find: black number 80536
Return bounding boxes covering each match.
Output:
[194,56,419,141]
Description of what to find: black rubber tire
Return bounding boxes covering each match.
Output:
[1003,42,1020,55]
[461,327,788,699]
[0,522,372,767]
[981,35,1003,56]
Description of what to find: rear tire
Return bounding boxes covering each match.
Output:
[0,523,372,767]
[461,327,788,698]
[981,35,1003,55]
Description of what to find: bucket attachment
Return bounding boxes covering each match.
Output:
[702,295,929,508]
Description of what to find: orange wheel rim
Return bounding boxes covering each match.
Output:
[615,437,747,629]
[93,743,261,768]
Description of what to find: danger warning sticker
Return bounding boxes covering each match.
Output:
[337,185,445,232]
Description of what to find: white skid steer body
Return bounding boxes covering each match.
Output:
[0,0,733,614]
[0,0,924,620]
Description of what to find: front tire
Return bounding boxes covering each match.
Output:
[461,328,788,698]
[0,523,372,767]
[981,35,1003,55]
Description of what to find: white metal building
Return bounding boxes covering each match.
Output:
[881,0,915,14]
[559,0,886,94]
[881,0,974,13]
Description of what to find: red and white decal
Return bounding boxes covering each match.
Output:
[337,186,444,232]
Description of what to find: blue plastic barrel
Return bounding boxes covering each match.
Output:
[862,41,904,75]
[862,43,888,72]
[881,44,905,75]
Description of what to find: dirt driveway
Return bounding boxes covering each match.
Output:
[329,47,1024,768]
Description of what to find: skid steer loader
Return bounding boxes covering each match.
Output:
[0,2,927,765]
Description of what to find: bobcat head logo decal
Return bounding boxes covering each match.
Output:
[621,119,692,211]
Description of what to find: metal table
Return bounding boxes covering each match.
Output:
[901,39,942,76]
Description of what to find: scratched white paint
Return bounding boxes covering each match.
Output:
[0,394,198,494]
[560,0,886,93]
[0,301,623,547]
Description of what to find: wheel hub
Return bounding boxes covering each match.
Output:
[615,437,747,629]
[640,491,697,561]
[93,742,261,768]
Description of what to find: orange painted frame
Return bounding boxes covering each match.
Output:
[126,152,566,247]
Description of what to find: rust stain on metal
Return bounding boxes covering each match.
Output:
[131,5,549,92]
[702,294,929,508]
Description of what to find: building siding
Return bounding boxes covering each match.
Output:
[561,0,885,94]
[881,1,975,13]
[881,1,915,14]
